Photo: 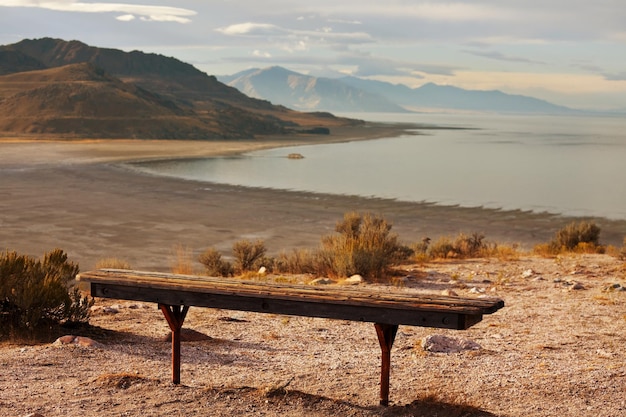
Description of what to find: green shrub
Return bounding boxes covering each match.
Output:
[198,248,233,277]
[0,249,93,339]
[318,212,411,281]
[232,240,267,273]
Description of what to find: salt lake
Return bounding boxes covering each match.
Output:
[130,112,626,221]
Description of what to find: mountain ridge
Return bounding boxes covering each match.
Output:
[220,65,579,114]
[0,38,358,139]
[220,66,408,113]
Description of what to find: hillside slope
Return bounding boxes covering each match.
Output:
[0,38,358,138]
[0,63,287,138]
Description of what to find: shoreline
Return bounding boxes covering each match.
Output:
[2,123,625,272]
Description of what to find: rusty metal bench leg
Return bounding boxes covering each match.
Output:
[159,304,189,384]
[375,323,398,406]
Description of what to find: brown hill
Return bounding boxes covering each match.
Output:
[0,50,46,75]
[0,63,288,139]
[0,37,358,138]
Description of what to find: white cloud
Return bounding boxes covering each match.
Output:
[0,1,196,24]
[218,21,372,45]
[116,14,135,22]
[253,49,272,58]
[217,23,285,36]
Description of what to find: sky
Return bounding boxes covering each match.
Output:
[0,1,625,110]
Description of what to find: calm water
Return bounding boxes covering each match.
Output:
[130,113,626,220]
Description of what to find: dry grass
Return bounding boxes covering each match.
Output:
[94,257,131,269]
[94,373,159,389]
[170,244,194,275]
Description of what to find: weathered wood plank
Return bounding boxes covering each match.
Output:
[79,269,503,328]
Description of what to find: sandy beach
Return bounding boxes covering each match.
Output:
[2,123,626,272]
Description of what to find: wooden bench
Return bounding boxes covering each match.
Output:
[78,269,504,405]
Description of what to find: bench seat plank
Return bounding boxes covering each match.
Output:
[80,269,503,329]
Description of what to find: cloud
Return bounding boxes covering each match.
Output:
[116,14,135,22]
[463,49,545,65]
[602,72,626,81]
[0,1,196,24]
[217,21,373,47]
[217,23,286,36]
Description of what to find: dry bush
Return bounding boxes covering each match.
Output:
[95,258,131,269]
[232,239,267,273]
[534,221,604,257]
[317,212,411,281]
[198,248,233,277]
[489,243,521,261]
[0,249,93,339]
[554,221,600,250]
[426,233,489,260]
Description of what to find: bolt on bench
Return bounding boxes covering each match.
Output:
[78,269,504,406]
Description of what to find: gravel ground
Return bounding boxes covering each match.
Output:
[2,254,625,417]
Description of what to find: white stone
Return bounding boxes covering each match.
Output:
[258,266,267,275]
[521,269,534,278]
[344,275,363,285]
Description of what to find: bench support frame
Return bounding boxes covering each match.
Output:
[159,304,189,385]
[158,303,401,405]
[375,323,399,406]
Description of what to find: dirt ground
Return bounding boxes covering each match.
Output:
[1,254,625,417]
[1,132,625,416]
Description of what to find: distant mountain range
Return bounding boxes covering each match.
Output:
[0,38,357,139]
[220,66,578,114]
[220,66,408,113]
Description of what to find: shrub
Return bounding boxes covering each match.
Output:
[428,236,455,259]
[274,249,318,274]
[0,249,93,339]
[198,248,233,277]
[424,233,490,260]
[232,240,267,273]
[554,221,601,250]
[318,212,411,281]
[535,221,604,256]
[454,232,487,257]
